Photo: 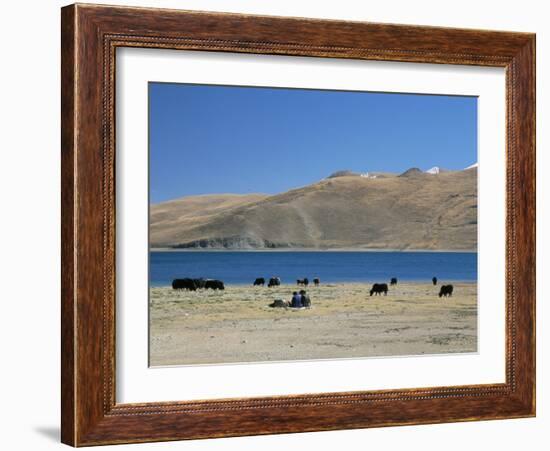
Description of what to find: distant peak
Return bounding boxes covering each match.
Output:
[464,163,478,170]
[399,167,423,177]
[327,170,359,179]
[425,166,440,174]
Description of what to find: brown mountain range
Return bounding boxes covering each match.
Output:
[150,168,477,251]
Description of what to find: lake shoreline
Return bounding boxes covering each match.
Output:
[151,278,477,288]
[151,247,477,253]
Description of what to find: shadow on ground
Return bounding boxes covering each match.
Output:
[34,426,59,443]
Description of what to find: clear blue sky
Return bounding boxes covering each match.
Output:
[149,82,477,203]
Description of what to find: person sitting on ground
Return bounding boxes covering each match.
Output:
[300,290,311,308]
[291,291,302,308]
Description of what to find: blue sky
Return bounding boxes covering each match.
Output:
[149,82,477,203]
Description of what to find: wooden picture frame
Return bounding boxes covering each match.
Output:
[61,3,535,446]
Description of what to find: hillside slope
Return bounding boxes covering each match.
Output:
[150,169,477,250]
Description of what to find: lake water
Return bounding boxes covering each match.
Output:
[150,251,477,287]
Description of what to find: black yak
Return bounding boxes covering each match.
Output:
[390,277,398,285]
[432,277,438,286]
[268,277,281,287]
[438,284,453,297]
[193,278,206,289]
[204,279,225,290]
[297,278,309,286]
[172,278,197,291]
[253,277,265,286]
[313,278,320,286]
[370,283,388,296]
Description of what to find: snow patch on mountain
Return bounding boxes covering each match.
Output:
[425,166,440,174]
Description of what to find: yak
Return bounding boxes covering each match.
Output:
[313,277,320,286]
[370,283,388,296]
[172,278,197,291]
[268,277,281,287]
[438,284,454,297]
[193,278,206,289]
[253,277,265,286]
[205,279,225,290]
[432,277,438,286]
[297,278,309,286]
[390,277,398,285]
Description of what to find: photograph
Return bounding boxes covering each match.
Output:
[148,82,478,366]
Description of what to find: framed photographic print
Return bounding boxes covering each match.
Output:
[61,3,536,446]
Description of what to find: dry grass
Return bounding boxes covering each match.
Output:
[150,281,477,366]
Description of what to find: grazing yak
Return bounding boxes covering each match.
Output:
[268,277,281,287]
[313,278,320,286]
[370,283,388,296]
[297,278,309,286]
[194,278,206,289]
[205,279,225,290]
[172,278,197,291]
[432,277,438,286]
[438,284,453,297]
[253,277,265,286]
[390,277,398,285]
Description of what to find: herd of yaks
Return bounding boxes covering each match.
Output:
[253,277,320,287]
[172,278,224,291]
[369,278,454,297]
[172,275,455,298]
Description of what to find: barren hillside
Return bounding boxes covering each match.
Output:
[150,168,477,251]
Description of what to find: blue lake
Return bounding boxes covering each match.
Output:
[150,251,477,287]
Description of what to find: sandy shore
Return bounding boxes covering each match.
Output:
[151,248,477,253]
[149,282,477,366]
